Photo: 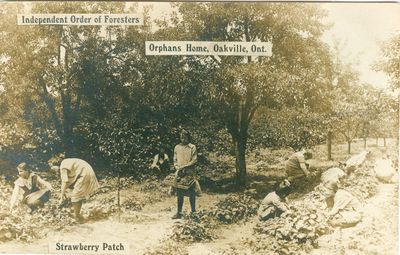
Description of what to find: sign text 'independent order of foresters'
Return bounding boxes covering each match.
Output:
[17,14,142,25]
[145,41,272,56]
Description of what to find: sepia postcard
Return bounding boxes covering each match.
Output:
[0,1,399,255]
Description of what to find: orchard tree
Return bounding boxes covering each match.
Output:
[375,33,400,146]
[166,3,333,186]
[249,107,327,151]
[375,33,400,90]
[358,84,395,148]
[331,82,369,155]
[367,94,398,147]
[0,2,142,156]
[322,47,360,158]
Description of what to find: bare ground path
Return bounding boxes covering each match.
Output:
[0,191,226,254]
[0,211,175,254]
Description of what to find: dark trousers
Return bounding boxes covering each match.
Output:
[176,186,196,213]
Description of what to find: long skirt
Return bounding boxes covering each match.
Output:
[70,167,100,203]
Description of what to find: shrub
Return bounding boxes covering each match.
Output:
[210,194,259,224]
[171,211,215,242]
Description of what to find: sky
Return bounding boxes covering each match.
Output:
[322,3,400,90]
[140,2,400,90]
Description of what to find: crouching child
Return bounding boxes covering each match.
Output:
[321,183,362,228]
[10,163,53,212]
[258,180,291,221]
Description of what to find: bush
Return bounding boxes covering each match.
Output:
[171,211,215,242]
[342,162,379,201]
[210,194,259,224]
[251,190,330,254]
[76,118,232,178]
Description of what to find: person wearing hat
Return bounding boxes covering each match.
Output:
[58,158,100,222]
[320,183,362,228]
[285,149,313,189]
[258,180,291,221]
[9,162,53,212]
[171,129,201,219]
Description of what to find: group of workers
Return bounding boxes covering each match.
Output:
[258,150,362,228]
[8,129,201,221]
[8,129,363,227]
[9,157,100,222]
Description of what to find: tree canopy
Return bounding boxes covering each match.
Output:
[0,2,396,185]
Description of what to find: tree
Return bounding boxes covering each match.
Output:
[165,3,332,186]
[375,33,400,147]
[0,2,138,156]
[375,33,400,90]
[249,107,326,151]
[358,84,394,148]
[331,84,365,155]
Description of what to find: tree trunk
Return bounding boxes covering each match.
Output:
[327,130,332,161]
[59,35,76,156]
[61,91,75,156]
[38,76,63,140]
[347,140,351,154]
[230,96,250,188]
[63,117,74,156]
[384,136,387,147]
[362,122,369,150]
[235,134,247,187]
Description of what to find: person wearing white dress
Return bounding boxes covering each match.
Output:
[59,158,100,222]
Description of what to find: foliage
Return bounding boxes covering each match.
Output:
[121,197,144,211]
[245,185,330,254]
[254,190,330,247]
[0,122,31,151]
[0,209,41,243]
[361,87,398,140]
[0,1,393,189]
[0,2,143,156]
[210,194,259,223]
[161,2,334,186]
[342,162,379,202]
[249,108,326,151]
[79,119,230,177]
[375,33,400,90]
[143,240,189,255]
[245,235,314,255]
[78,120,178,175]
[171,211,216,242]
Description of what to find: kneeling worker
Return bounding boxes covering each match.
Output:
[285,150,313,190]
[10,162,53,212]
[258,180,291,221]
[321,183,362,228]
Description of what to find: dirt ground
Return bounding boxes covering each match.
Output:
[0,139,398,254]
